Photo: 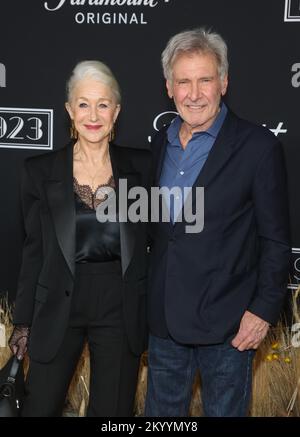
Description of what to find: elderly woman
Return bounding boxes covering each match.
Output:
[9,60,150,417]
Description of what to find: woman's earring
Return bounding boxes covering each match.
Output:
[109,126,115,142]
[70,120,78,139]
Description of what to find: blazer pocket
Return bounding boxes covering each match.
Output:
[35,284,49,303]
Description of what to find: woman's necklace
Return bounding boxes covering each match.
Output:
[79,159,102,192]
[74,143,112,192]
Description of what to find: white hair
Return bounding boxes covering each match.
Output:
[67,60,121,104]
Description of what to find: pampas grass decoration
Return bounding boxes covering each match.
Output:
[66,343,90,415]
[1,289,300,417]
[0,294,13,369]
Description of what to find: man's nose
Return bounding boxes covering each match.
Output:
[189,82,202,101]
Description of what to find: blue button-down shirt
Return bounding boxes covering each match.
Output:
[159,103,228,222]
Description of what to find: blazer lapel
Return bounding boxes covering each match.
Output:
[194,111,238,189]
[45,143,76,277]
[109,143,139,277]
[44,142,142,279]
[153,129,174,234]
[154,133,168,185]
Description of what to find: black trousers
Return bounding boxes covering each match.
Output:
[22,261,140,417]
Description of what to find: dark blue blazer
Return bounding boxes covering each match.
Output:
[148,109,291,344]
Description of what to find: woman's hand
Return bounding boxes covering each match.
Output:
[8,325,30,360]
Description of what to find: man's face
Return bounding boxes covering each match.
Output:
[167,51,228,132]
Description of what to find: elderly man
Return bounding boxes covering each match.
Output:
[145,28,290,417]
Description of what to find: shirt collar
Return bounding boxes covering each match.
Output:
[167,102,228,146]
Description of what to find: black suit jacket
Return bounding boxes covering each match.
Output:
[148,109,291,344]
[13,141,151,362]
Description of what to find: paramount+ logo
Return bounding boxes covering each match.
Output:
[0,63,6,88]
[147,111,288,143]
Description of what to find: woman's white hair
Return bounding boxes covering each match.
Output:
[66,60,121,104]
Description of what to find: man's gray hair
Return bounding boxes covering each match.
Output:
[67,60,121,104]
[162,27,228,82]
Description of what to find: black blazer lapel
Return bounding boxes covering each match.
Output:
[109,143,139,277]
[44,142,142,279]
[45,143,76,277]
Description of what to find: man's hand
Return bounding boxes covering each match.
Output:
[231,311,270,351]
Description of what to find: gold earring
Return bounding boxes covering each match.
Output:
[70,120,78,140]
[109,126,115,142]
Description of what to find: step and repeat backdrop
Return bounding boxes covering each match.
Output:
[0,0,299,298]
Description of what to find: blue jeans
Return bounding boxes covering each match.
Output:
[145,334,255,417]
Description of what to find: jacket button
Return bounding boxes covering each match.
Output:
[65,290,70,297]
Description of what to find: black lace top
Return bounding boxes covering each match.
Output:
[73,176,121,263]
